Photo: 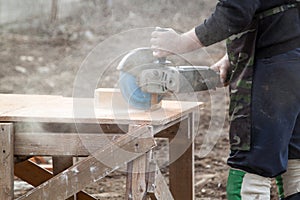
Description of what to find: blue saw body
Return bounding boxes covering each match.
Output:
[119,71,162,110]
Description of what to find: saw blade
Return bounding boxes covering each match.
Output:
[118,71,162,110]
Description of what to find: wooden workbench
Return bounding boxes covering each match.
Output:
[0,89,201,200]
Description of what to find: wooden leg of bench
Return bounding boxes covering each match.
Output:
[125,154,148,200]
[0,123,14,200]
[53,156,75,200]
[125,125,150,200]
[147,161,174,200]
[126,152,175,200]
[53,156,73,175]
[169,116,194,200]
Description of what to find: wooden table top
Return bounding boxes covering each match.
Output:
[0,90,202,125]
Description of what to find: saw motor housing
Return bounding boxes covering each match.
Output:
[138,65,220,94]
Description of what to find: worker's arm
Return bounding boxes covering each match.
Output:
[196,0,260,46]
[150,0,261,56]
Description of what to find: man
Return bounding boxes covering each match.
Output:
[150,0,300,199]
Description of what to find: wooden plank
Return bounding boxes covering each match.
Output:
[14,160,95,200]
[147,161,174,200]
[15,122,127,134]
[14,132,122,156]
[0,123,14,200]
[94,88,128,110]
[17,126,155,200]
[169,115,195,200]
[0,94,62,115]
[0,93,201,125]
[14,120,184,157]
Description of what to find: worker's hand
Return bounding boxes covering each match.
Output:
[210,54,231,86]
[151,27,181,57]
[150,27,203,58]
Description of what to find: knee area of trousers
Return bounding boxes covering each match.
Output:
[279,160,300,198]
[227,168,271,200]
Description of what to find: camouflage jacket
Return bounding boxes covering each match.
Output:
[227,1,300,151]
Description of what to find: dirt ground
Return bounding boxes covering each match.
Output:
[1,0,279,199]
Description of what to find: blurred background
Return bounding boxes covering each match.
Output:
[0,0,224,96]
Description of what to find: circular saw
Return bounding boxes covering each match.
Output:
[117,47,220,110]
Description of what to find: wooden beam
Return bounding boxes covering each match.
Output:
[14,132,122,156]
[14,160,95,200]
[169,115,195,200]
[17,126,155,200]
[0,123,14,200]
[15,160,52,185]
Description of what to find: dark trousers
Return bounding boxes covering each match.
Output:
[228,48,300,177]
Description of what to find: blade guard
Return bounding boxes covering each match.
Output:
[117,48,163,110]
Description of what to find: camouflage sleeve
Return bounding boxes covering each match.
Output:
[195,0,261,46]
